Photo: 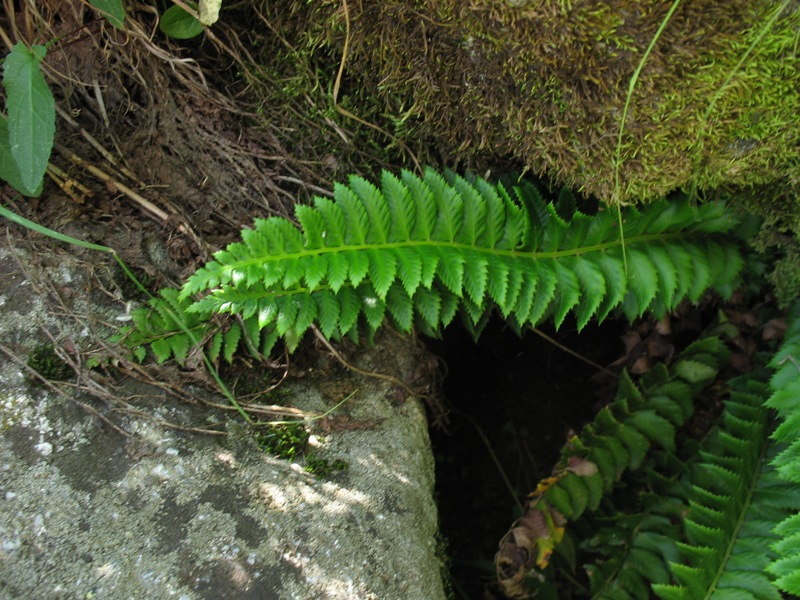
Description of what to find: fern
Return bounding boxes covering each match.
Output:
[176,168,750,352]
[495,334,731,596]
[497,330,800,600]
[582,482,687,599]
[652,372,797,600]
[119,288,279,366]
[764,299,800,594]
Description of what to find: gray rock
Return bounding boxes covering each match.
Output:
[0,244,447,600]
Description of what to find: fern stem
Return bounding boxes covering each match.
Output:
[702,437,770,599]
[207,230,702,277]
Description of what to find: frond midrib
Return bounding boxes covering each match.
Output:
[701,432,770,599]
[211,230,711,276]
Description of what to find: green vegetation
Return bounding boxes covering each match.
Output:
[304,453,348,478]
[1,1,798,597]
[119,165,798,597]
[255,422,309,460]
[496,321,800,598]
[0,43,54,197]
[120,168,753,362]
[278,0,800,205]
[26,344,73,382]
[255,422,348,478]
[0,0,131,197]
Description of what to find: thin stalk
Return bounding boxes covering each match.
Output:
[613,0,683,273]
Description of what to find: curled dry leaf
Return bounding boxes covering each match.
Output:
[763,317,787,341]
[496,505,566,598]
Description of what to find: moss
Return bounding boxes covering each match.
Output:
[241,1,798,212]
[26,344,73,383]
[303,453,348,478]
[255,422,309,460]
[769,247,800,307]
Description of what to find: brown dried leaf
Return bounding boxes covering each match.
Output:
[763,318,788,341]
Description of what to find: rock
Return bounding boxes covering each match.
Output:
[0,243,447,600]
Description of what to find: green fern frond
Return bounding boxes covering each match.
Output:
[765,299,800,595]
[178,167,750,349]
[652,374,797,600]
[496,334,731,594]
[118,289,270,366]
[583,491,686,599]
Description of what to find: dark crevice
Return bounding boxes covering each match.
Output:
[426,315,627,599]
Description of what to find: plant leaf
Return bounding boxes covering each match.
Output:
[160,4,204,39]
[89,0,125,28]
[0,117,42,196]
[2,43,55,196]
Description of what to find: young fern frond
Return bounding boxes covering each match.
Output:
[765,299,800,594]
[495,335,731,597]
[652,373,797,600]
[179,167,750,351]
[118,288,279,366]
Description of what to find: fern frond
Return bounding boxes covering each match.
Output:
[583,491,686,599]
[764,299,800,595]
[118,288,270,366]
[495,334,730,595]
[179,167,752,350]
[652,374,797,600]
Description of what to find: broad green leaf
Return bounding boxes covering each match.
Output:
[627,410,676,452]
[436,248,465,294]
[337,287,361,335]
[394,247,423,296]
[386,284,413,332]
[572,255,606,330]
[89,0,125,28]
[208,330,223,363]
[350,175,390,244]
[295,204,325,249]
[0,117,41,196]
[160,4,204,39]
[336,183,369,244]
[551,259,580,329]
[559,473,590,517]
[626,248,658,314]
[382,170,414,242]
[360,288,385,333]
[414,287,441,331]
[2,43,55,196]
[367,248,396,299]
[326,252,349,292]
[462,252,489,304]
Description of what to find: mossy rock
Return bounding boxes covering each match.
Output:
[250,0,799,214]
